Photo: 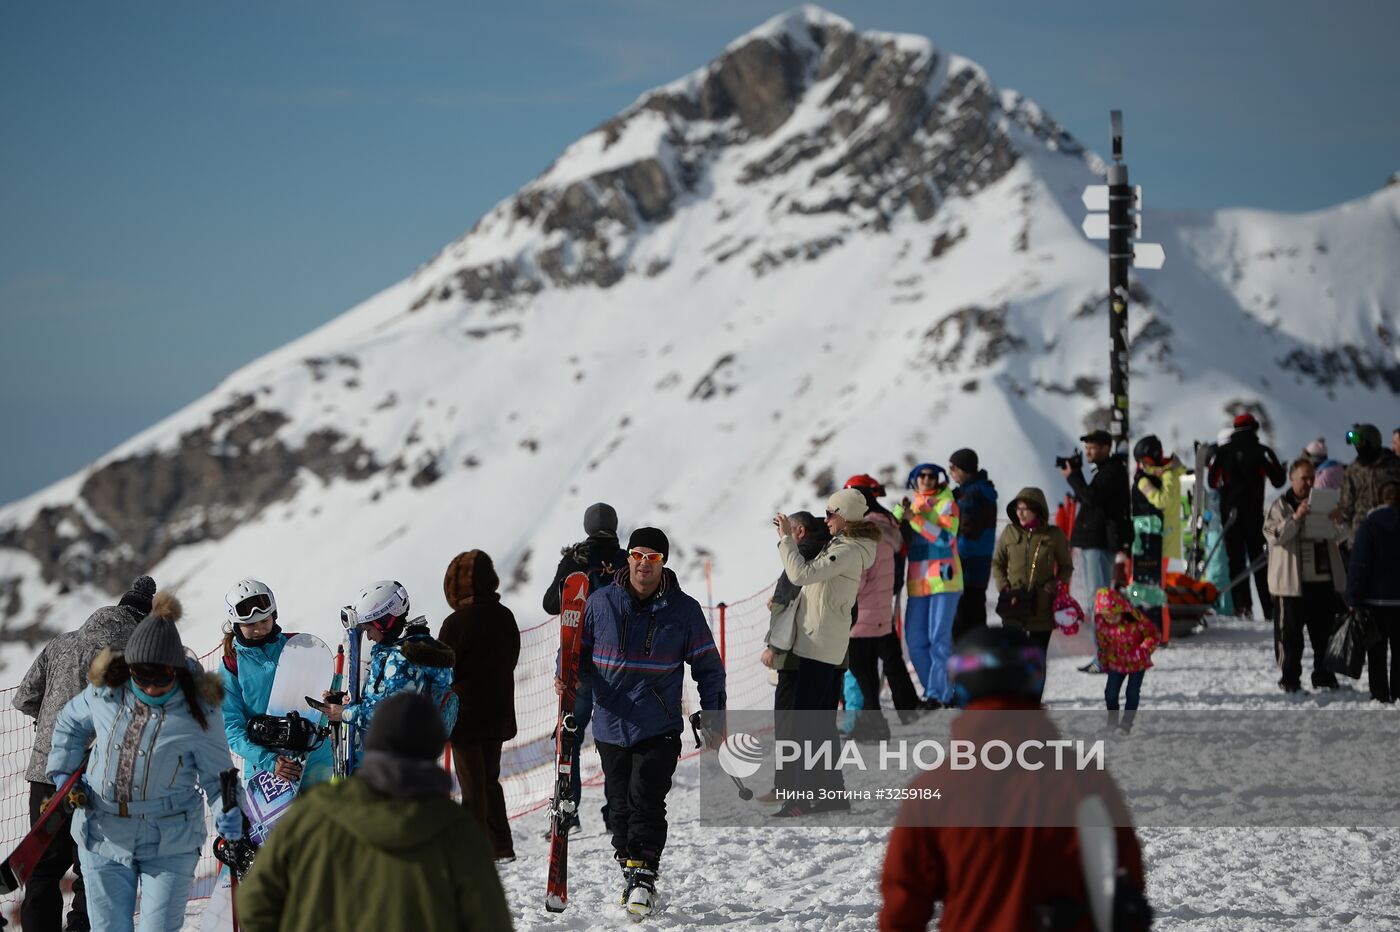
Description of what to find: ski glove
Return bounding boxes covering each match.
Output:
[215,807,244,841]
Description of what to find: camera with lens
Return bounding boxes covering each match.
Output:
[1054,450,1083,471]
[248,710,326,755]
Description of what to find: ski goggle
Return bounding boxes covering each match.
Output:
[339,606,359,630]
[628,549,664,564]
[230,593,273,621]
[129,664,176,689]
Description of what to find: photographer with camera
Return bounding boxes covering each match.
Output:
[1059,430,1130,671]
[220,580,334,789]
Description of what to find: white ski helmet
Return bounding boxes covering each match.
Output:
[353,580,410,632]
[225,579,277,625]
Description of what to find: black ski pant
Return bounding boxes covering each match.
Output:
[1276,585,1337,689]
[773,668,799,792]
[22,781,87,932]
[791,656,845,797]
[1366,607,1400,703]
[597,732,681,869]
[848,633,919,728]
[951,585,988,647]
[1224,510,1272,619]
[1028,629,1053,703]
[450,739,514,859]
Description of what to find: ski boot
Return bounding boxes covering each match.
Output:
[622,859,658,918]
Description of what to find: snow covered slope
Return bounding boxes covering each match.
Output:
[2,6,1397,668]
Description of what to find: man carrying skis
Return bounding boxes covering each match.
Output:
[542,502,628,835]
[11,574,156,932]
[579,527,726,916]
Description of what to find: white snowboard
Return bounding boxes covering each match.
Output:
[200,634,333,932]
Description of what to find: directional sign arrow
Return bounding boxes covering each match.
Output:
[1082,213,1108,239]
[1080,184,1142,211]
[1133,242,1166,270]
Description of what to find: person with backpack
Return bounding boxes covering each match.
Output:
[1208,413,1286,620]
[220,579,334,789]
[322,580,458,743]
[539,502,628,836]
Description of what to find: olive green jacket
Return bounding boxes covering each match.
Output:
[991,487,1074,632]
[235,777,513,932]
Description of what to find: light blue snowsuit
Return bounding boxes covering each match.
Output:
[47,663,234,932]
[220,633,334,787]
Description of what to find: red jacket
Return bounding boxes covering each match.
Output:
[879,697,1146,932]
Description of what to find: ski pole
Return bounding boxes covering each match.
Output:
[690,712,752,800]
[1199,508,1237,573]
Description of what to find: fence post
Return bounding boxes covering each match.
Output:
[717,602,727,668]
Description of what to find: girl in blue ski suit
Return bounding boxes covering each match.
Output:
[47,600,240,932]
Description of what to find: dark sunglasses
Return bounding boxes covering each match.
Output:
[917,471,938,480]
[130,664,176,688]
[231,593,273,621]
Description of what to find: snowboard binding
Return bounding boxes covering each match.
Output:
[212,835,258,882]
[248,710,328,755]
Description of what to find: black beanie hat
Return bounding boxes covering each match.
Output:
[365,692,447,761]
[119,575,157,616]
[627,527,670,563]
[948,449,979,474]
[584,502,619,538]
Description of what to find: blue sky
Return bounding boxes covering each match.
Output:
[2,1,1397,503]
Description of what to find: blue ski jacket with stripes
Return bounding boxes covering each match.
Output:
[579,568,726,748]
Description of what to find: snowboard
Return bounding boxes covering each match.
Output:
[201,635,333,932]
[244,633,333,842]
[544,572,590,914]
[0,763,89,894]
[1076,795,1117,932]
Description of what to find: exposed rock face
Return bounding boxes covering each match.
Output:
[435,11,1080,297]
[0,394,381,601]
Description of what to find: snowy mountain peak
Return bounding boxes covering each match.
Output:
[1,9,1397,671]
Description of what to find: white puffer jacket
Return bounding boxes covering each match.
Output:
[777,522,880,665]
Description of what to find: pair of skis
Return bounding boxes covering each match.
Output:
[544,572,590,914]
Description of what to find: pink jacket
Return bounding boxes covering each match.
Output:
[852,511,902,638]
[1093,589,1160,674]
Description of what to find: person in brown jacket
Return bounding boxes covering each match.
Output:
[991,487,1073,701]
[438,550,520,862]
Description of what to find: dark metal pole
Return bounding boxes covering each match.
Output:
[1107,110,1131,456]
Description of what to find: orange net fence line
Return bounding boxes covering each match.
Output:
[0,581,780,918]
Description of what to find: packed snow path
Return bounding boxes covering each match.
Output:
[188,617,1400,930]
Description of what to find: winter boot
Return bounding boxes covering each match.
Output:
[1311,671,1339,691]
[623,860,658,917]
[1104,710,1121,734]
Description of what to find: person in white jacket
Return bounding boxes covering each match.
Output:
[771,488,879,817]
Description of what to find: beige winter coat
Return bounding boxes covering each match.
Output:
[1262,492,1347,598]
[777,522,880,666]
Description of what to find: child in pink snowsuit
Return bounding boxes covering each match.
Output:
[1094,588,1160,734]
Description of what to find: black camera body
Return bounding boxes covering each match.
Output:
[1055,450,1083,471]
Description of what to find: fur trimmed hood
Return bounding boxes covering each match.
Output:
[88,646,224,705]
[398,626,456,669]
